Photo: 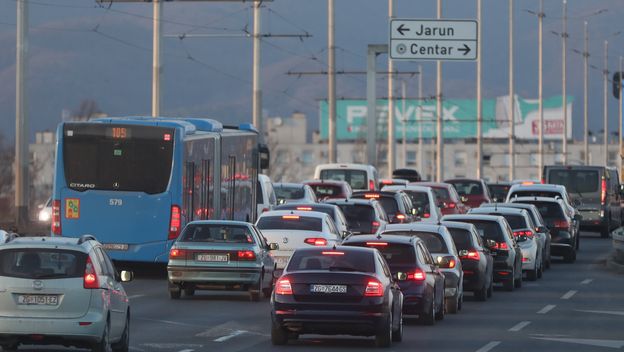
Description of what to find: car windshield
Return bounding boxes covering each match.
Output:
[180,224,255,243]
[320,169,368,190]
[335,204,375,233]
[517,201,565,222]
[498,214,527,230]
[549,170,599,194]
[347,242,416,265]
[275,186,305,200]
[309,184,344,198]
[488,185,511,202]
[377,197,399,215]
[257,216,323,231]
[0,249,88,279]
[383,231,448,253]
[448,228,474,251]
[286,249,374,272]
[453,220,505,242]
[449,181,483,196]
[405,191,431,215]
[431,187,451,201]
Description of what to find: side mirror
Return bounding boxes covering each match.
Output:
[342,230,352,238]
[269,243,279,250]
[277,198,286,205]
[120,270,134,283]
[486,239,497,248]
[396,272,408,281]
[458,249,469,257]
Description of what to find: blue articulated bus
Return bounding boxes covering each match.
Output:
[51,117,268,263]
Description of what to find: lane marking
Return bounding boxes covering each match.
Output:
[561,290,578,300]
[537,304,556,314]
[509,321,531,332]
[575,309,624,316]
[129,347,146,352]
[128,294,145,299]
[475,341,501,352]
[214,330,247,342]
[531,337,624,349]
[580,278,593,285]
[178,350,194,352]
[135,317,200,327]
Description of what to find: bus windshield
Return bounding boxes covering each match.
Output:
[63,123,174,194]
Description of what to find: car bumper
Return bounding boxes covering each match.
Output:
[272,308,388,336]
[167,265,262,284]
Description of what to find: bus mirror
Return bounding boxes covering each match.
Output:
[258,143,270,170]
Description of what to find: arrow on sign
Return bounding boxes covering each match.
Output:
[397,24,410,36]
[458,44,471,56]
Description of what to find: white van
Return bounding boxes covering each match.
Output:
[256,174,277,220]
[313,163,379,192]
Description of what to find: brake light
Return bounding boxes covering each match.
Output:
[522,257,529,262]
[521,181,535,185]
[169,248,187,259]
[168,205,181,240]
[423,213,431,218]
[371,221,380,233]
[396,213,406,221]
[52,200,61,235]
[275,279,293,295]
[601,179,607,205]
[296,206,312,211]
[381,179,393,185]
[447,202,457,209]
[321,251,345,255]
[513,230,534,238]
[494,242,509,250]
[237,250,256,260]
[364,193,380,198]
[83,256,99,289]
[304,238,327,246]
[554,219,570,229]
[461,249,480,261]
[364,280,384,297]
[408,268,426,281]
[366,241,388,247]
[369,180,375,190]
[282,215,300,220]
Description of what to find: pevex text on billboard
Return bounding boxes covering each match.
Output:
[319,96,572,141]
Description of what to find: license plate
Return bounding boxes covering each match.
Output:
[102,243,129,251]
[310,284,347,294]
[274,256,290,268]
[196,254,229,262]
[17,294,59,306]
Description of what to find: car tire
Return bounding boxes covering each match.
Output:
[392,311,403,342]
[514,270,523,288]
[422,295,436,326]
[564,249,576,263]
[169,286,181,300]
[527,266,538,281]
[92,320,111,352]
[435,293,445,321]
[375,314,392,347]
[446,294,459,314]
[184,287,195,297]
[487,279,494,298]
[601,226,610,238]
[270,321,288,346]
[537,261,543,279]
[112,314,130,352]
[503,269,514,292]
[475,284,487,301]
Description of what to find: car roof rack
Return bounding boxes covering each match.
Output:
[78,234,97,245]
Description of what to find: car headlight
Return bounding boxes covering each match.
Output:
[38,210,51,222]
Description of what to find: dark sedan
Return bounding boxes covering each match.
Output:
[271,246,404,347]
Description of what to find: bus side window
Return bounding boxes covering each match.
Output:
[201,159,211,220]
[185,162,195,223]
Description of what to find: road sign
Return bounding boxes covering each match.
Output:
[390,19,478,61]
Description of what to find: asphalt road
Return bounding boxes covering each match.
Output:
[8,231,624,352]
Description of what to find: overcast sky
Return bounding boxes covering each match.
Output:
[1,0,624,142]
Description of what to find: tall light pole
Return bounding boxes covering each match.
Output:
[418,64,424,173]
[401,80,407,168]
[15,0,29,227]
[561,0,568,164]
[388,0,396,175]
[583,21,589,165]
[476,0,483,179]
[620,55,623,177]
[436,0,443,182]
[508,0,515,180]
[252,1,262,137]
[152,0,162,117]
[328,0,337,163]
[538,0,544,178]
[604,40,609,167]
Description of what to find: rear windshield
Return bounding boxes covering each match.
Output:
[286,250,375,273]
[488,185,511,202]
[275,186,305,200]
[180,224,255,243]
[405,191,431,214]
[63,123,174,194]
[309,184,344,198]
[487,214,527,230]
[336,204,375,233]
[454,220,505,242]
[257,216,322,231]
[320,169,368,190]
[548,170,600,194]
[383,231,448,253]
[431,187,451,201]
[347,242,416,265]
[448,228,473,251]
[377,197,399,215]
[0,249,88,279]
[449,181,483,196]
[517,201,565,221]
[275,205,335,221]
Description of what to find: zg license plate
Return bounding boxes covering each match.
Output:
[310,284,347,294]
[17,294,59,306]
[196,254,228,262]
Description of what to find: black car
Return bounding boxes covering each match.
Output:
[271,246,404,347]
[392,168,422,182]
[342,235,446,324]
[442,215,523,292]
[324,198,389,235]
[487,182,512,203]
[351,191,417,224]
[442,221,494,301]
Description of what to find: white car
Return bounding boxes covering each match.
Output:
[256,174,277,218]
[506,184,579,226]
[314,163,380,191]
[381,223,464,314]
[382,185,442,223]
[255,210,342,270]
[469,207,543,280]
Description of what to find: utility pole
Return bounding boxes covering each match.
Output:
[508,0,515,180]
[476,0,483,179]
[561,0,568,164]
[252,1,262,137]
[15,0,29,228]
[620,55,623,177]
[583,21,589,165]
[152,0,162,117]
[538,0,544,178]
[401,80,407,168]
[436,0,443,182]
[604,40,609,167]
[328,0,337,163]
[387,0,396,176]
[418,65,424,174]
[367,45,389,167]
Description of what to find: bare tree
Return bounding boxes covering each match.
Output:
[72,99,103,121]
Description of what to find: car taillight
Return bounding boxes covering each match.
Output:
[407,268,426,281]
[447,202,457,209]
[275,278,293,295]
[52,200,61,235]
[366,241,388,247]
[371,221,380,233]
[296,206,312,211]
[369,180,375,190]
[423,213,431,218]
[364,280,384,297]
[395,213,406,222]
[494,242,509,250]
[461,249,480,261]
[304,238,327,246]
[168,205,181,240]
[83,256,99,289]
[601,179,607,205]
[237,250,256,260]
[554,219,570,229]
[169,248,187,259]
[513,230,534,238]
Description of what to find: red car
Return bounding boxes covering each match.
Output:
[303,179,353,201]
[444,178,492,209]
[413,182,470,215]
